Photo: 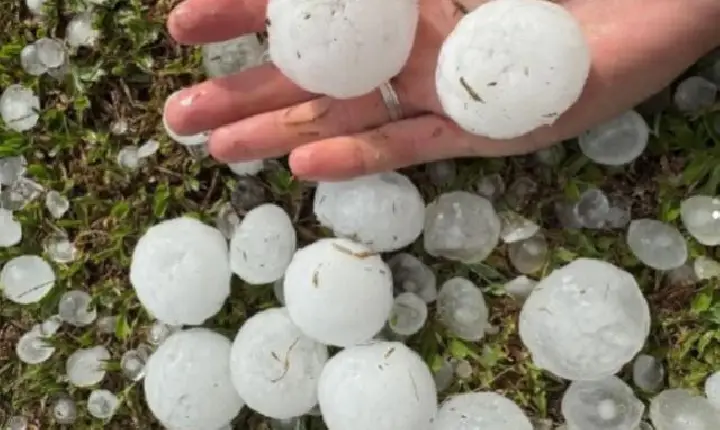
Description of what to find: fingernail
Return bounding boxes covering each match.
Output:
[289,149,314,177]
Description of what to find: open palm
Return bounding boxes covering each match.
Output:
[165,0,720,180]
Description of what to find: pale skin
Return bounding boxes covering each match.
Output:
[165,0,720,180]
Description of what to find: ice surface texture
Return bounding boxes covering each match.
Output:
[203,34,269,78]
[649,389,718,430]
[284,238,393,347]
[317,342,437,430]
[230,308,328,419]
[578,110,649,166]
[1,84,40,132]
[1,255,55,304]
[681,195,720,245]
[626,219,688,271]
[435,0,590,139]
[314,173,425,253]
[130,217,231,326]
[561,376,644,430]
[436,277,489,341]
[519,258,650,381]
[144,329,244,430]
[433,392,533,430]
[267,0,418,98]
[229,203,296,285]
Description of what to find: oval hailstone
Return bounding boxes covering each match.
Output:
[129,217,231,326]
[435,0,590,139]
[66,346,111,387]
[0,208,22,247]
[162,91,210,146]
[318,342,437,430]
[387,253,437,303]
[267,0,419,98]
[519,258,650,381]
[626,219,688,271]
[314,172,425,253]
[433,392,533,430]
[230,203,296,285]
[0,84,41,132]
[578,110,650,166]
[144,329,244,430]
[680,195,720,245]
[284,238,394,347]
[230,308,328,419]
[650,389,718,430]
[1,255,56,304]
[561,376,644,430]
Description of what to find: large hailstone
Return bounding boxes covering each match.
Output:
[144,329,244,430]
[284,238,393,346]
[649,389,718,430]
[314,173,425,252]
[561,376,644,430]
[266,0,419,98]
[230,307,328,419]
[435,0,590,139]
[433,392,533,430]
[130,217,231,326]
[519,258,650,381]
[680,195,720,245]
[317,342,437,430]
[229,203,296,285]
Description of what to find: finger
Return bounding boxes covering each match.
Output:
[168,0,267,45]
[164,64,314,136]
[288,114,476,180]
[208,91,398,162]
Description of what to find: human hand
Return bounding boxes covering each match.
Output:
[165,0,720,180]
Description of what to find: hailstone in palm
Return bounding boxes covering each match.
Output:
[435,0,590,139]
[229,203,296,285]
[314,172,425,252]
[519,258,650,381]
[284,238,393,347]
[130,217,231,326]
[317,342,437,430]
[433,392,533,430]
[266,0,419,98]
[144,329,244,430]
[230,308,328,419]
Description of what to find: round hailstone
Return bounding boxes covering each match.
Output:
[66,346,111,387]
[426,160,457,187]
[87,389,120,420]
[387,253,437,303]
[0,84,40,132]
[0,209,22,247]
[318,342,436,430]
[632,354,665,392]
[508,234,548,274]
[144,329,244,430]
[436,277,490,341]
[694,256,720,281]
[16,325,55,364]
[561,376,644,430]
[228,160,265,176]
[34,38,66,69]
[578,110,649,166]
[58,290,97,326]
[673,76,718,112]
[162,91,210,146]
[313,172,425,253]
[424,191,501,263]
[229,308,329,419]
[284,238,393,346]
[147,320,181,346]
[626,219,688,271]
[519,258,650,381]
[52,395,77,425]
[388,292,428,336]
[705,371,720,409]
[229,203,296,285]
[202,34,269,78]
[66,13,100,48]
[433,392,533,430]
[650,389,718,430]
[680,195,720,245]
[267,0,418,99]
[20,44,48,76]
[1,255,56,304]
[120,348,148,381]
[129,217,232,326]
[435,0,590,139]
[574,188,610,229]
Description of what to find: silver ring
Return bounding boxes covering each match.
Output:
[379,81,403,121]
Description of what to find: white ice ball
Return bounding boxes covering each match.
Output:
[130,217,232,326]
[284,238,393,347]
[434,392,533,430]
[267,0,419,98]
[144,329,244,430]
[435,0,590,139]
[229,203,297,285]
[318,342,437,430]
[230,307,328,419]
[314,172,425,252]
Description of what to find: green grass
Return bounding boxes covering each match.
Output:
[1,0,720,429]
